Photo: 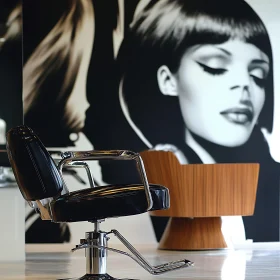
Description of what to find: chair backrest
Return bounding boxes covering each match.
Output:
[140,150,260,217]
[6,125,64,201]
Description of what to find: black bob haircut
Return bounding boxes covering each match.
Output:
[118,0,274,147]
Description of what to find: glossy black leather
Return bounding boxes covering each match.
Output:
[51,184,169,222]
[6,125,170,222]
[6,126,64,201]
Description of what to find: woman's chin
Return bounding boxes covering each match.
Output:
[198,125,253,148]
[210,135,251,148]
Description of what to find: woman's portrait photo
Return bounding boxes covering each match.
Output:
[96,0,279,242]
[21,0,280,244]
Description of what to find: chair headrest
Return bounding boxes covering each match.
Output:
[6,125,64,201]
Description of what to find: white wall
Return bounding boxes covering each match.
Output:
[0,187,25,262]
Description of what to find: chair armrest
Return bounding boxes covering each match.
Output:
[57,150,153,211]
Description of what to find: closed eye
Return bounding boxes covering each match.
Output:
[196,61,227,75]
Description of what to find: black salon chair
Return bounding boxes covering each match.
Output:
[6,125,193,280]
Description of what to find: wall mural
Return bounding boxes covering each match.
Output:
[0,0,22,168]
[22,0,280,243]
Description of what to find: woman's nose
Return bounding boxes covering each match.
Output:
[229,68,251,96]
[230,84,251,102]
[231,71,252,102]
[240,86,251,101]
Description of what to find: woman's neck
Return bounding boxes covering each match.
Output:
[185,127,272,164]
[185,129,216,164]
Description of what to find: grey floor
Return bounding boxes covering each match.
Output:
[1,245,280,279]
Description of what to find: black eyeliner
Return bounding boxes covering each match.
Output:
[195,61,227,75]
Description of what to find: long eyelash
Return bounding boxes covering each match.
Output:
[196,61,227,75]
[251,75,265,88]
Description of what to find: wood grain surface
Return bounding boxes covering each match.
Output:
[158,217,227,250]
[141,151,259,217]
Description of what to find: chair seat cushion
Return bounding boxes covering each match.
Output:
[50,184,169,222]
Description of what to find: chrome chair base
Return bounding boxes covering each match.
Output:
[67,222,193,280]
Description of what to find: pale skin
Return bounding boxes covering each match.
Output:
[157,39,270,163]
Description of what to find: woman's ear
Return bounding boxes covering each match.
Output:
[157,65,178,96]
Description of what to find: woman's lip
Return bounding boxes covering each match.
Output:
[220,107,254,124]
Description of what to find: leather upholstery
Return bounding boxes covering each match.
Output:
[51,184,169,222]
[7,126,64,201]
[6,125,170,222]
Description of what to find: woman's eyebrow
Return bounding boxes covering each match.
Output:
[251,59,269,65]
[215,47,231,56]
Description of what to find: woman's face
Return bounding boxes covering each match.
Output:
[169,40,270,147]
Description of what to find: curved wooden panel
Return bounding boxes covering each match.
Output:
[140,151,259,217]
[159,217,227,250]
